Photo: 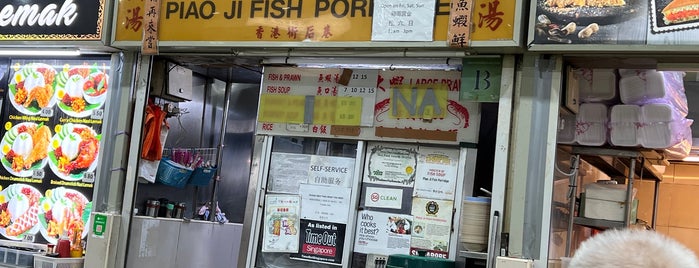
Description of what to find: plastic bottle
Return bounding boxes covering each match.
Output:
[56,231,71,258]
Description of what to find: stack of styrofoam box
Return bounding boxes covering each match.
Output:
[568,68,617,146]
[616,70,693,158]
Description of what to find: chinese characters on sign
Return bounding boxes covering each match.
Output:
[372,0,437,41]
[477,0,504,31]
[142,0,161,55]
[447,0,474,48]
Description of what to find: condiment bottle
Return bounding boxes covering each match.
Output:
[70,228,83,257]
[56,231,71,258]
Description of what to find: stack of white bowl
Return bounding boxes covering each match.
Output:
[459,197,491,252]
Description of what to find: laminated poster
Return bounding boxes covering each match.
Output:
[413,147,460,200]
[308,155,355,188]
[354,210,412,256]
[268,152,311,194]
[410,198,454,258]
[299,184,351,224]
[371,0,437,41]
[364,187,403,210]
[0,59,109,243]
[364,143,418,187]
[290,219,346,265]
[262,194,301,253]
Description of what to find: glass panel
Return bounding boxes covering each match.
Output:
[255,136,358,268]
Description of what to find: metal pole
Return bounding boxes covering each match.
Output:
[652,179,660,229]
[565,155,580,257]
[210,80,232,222]
[624,159,636,227]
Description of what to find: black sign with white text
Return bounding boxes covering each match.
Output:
[0,0,105,40]
[291,219,346,265]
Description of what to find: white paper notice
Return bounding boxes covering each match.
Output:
[308,155,356,188]
[413,147,460,200]
[262,195,301,253]
[365,187,403,209]
[354,211,412,255]
[371,0,437,41]
[339,69,379,126]
[269,153,311,194]
[410,198,453,253]
[364,142,418,187]
[300,184,352,224]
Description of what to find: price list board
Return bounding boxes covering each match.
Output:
[0,58,110,244]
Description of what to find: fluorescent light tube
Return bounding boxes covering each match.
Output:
[0,48,80,56]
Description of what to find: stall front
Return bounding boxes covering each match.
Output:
[0,0,129,267]
[503,1,699,267]
[105,0,525,267]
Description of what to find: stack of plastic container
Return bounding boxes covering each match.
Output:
[617,70,692,158]
[609,105,642,147]
[570,68,618,146]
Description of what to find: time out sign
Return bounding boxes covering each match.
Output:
[0,0,105,40]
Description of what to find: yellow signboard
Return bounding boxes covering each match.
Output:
[313,96,337,125]
[335,97,362,126]
[470,0,515,41]
[115,0,456,42]
[390,84,448,119]
[259,94,306,124]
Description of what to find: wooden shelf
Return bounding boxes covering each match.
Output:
[573,217,625,230]
[459,251,488,260]
[564,146,665,182]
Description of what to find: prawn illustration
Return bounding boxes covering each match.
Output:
[447,100,470,128]
[374,98,391,122]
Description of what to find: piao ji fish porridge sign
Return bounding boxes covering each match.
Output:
[115,0,458,42]
[0,58,111,244]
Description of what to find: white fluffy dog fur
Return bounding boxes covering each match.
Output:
[570,229,699,268]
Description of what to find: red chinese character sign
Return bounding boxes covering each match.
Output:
[448,0,474,48]
[256,67,480,144]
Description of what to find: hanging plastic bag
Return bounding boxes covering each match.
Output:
[138,124,169,183]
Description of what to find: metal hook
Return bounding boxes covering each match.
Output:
[389,64,396,71]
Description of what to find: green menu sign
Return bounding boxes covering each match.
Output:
[460,58,502,102]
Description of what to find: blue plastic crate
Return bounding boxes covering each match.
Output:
[155,158,193,188]
[188,166,216,186]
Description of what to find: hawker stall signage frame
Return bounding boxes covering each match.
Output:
[0,0,107,42]
[255,65,481,145]
[111,0,525,48]
[529,0,699,51]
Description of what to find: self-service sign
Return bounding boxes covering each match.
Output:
[0,0,105,40]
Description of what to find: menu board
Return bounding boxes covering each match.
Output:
[0,58,110,244]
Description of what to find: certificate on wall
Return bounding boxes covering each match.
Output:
[410,198,453,257]
[262,194,301,253]
[413,147,460,200]
[364,142,418,187]
[268,153,311,194]
[299,184,352,224]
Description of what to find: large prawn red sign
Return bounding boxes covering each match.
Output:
[0,58,108,244]
[257,67,480,144]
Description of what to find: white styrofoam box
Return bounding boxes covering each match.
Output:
[557,113,576,144]
[609,105,641,147]
[584,182,635,202]
[575,103,608,146]
[584,197,632,222]
[640,103,688,149]
[619,70,688,115]
[577,68,617,102]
